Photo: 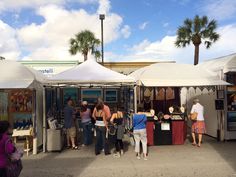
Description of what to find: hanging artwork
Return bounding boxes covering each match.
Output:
[10,90,32,113]
[0,92,8,121]
[156,88,165,100]
[63,88,78,106]
[105,89,117,103]
[166,87,175,100]
[81,89,102,104]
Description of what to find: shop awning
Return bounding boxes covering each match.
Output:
[47,58,135,86]
[129,63,230,87]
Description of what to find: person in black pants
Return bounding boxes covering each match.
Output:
[110,107,124,158]
[92,102,110,155]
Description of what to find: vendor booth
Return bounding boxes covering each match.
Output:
[129,63,230,145]
[199,54,236,140]
[43,58,135,152]
[0,60,46,155]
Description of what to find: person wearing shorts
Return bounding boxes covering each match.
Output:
[190,98,206,147]
[64,99,78,150]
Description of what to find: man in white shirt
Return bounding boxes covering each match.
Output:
[190,98,206,147]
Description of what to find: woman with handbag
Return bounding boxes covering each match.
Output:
[190,98,206,147]
[110,107,124,158]
[0,121,16,177]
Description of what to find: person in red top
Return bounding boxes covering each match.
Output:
[0,121,15,177]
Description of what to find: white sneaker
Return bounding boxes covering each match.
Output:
[113,153,121,158]
[143,156,148,161]
[120,150,124,155]
[136,155,141,160]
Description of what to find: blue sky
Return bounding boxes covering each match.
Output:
[0,0,236,64]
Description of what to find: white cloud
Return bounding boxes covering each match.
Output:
[97,0,111,14]
[130,39,151,52]
[139,21,148,30]
[201,0,236,21]
[106,24,236,64]
[0,20,20,60]
[163,22,169,28]
[77,0,97,4]
[0,0,65,12]
[16,3,126,61]
[121,25,131,39]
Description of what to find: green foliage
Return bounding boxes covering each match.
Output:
[69,30,101,61]
[175,15,220,65]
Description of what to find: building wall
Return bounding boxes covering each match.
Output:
[19,60,175,76]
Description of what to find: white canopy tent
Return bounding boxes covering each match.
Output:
[43,59,135,152]
[198,53,236,74]
[0,60,45,88]
[0,60,46,154]
[47,59,135,85]
[129,63,229,87]
[198,54,236,140]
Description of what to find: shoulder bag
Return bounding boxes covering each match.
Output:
[5,139,23,177]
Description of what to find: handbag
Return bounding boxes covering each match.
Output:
[5,139,23,177]
[190,112,198,121]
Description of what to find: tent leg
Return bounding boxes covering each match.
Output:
[43,87,47,152]
[134,86,137,113]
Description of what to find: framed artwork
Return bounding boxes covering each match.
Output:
[63,88,78,105]
[81,89,102,104]
[217,90,224,99]
[10,89,32,113]
[105,89,118,103]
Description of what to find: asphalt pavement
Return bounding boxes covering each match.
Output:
[20,135,236,177]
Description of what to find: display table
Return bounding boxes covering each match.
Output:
[146,121,154,146]
[154,121,172,145]
[146,119,186,146]
[172,120,187,145]
[12,128,33,156]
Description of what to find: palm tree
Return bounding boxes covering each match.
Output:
[69,30,101,61]
[175,15,220,65]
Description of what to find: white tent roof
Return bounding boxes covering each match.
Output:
[129,63,230,87]
[0,60,46,88]
[48,59,135,85]
[199,53,236,73]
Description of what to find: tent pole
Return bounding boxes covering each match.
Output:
[134,86,137,113]
[42,87,47,152]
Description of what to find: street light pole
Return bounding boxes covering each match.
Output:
[99,14,105,65]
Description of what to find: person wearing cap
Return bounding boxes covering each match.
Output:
[190,98,206,147]
[80,101,92,146]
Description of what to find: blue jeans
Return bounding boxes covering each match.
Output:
[82,122,92,145]
[95,126,110,155]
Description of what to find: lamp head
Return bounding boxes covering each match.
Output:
[99,14,105,20]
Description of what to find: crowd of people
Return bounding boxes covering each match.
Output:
[63,97,149,160]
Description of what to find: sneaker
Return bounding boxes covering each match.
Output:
[136,155,141,160]
[143,156,148,161]
[113,153,121,158]
[120,150,124,155]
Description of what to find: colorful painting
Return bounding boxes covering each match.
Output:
[81,89,102,104]
[10,90,32,113]
[0,92,8,121]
